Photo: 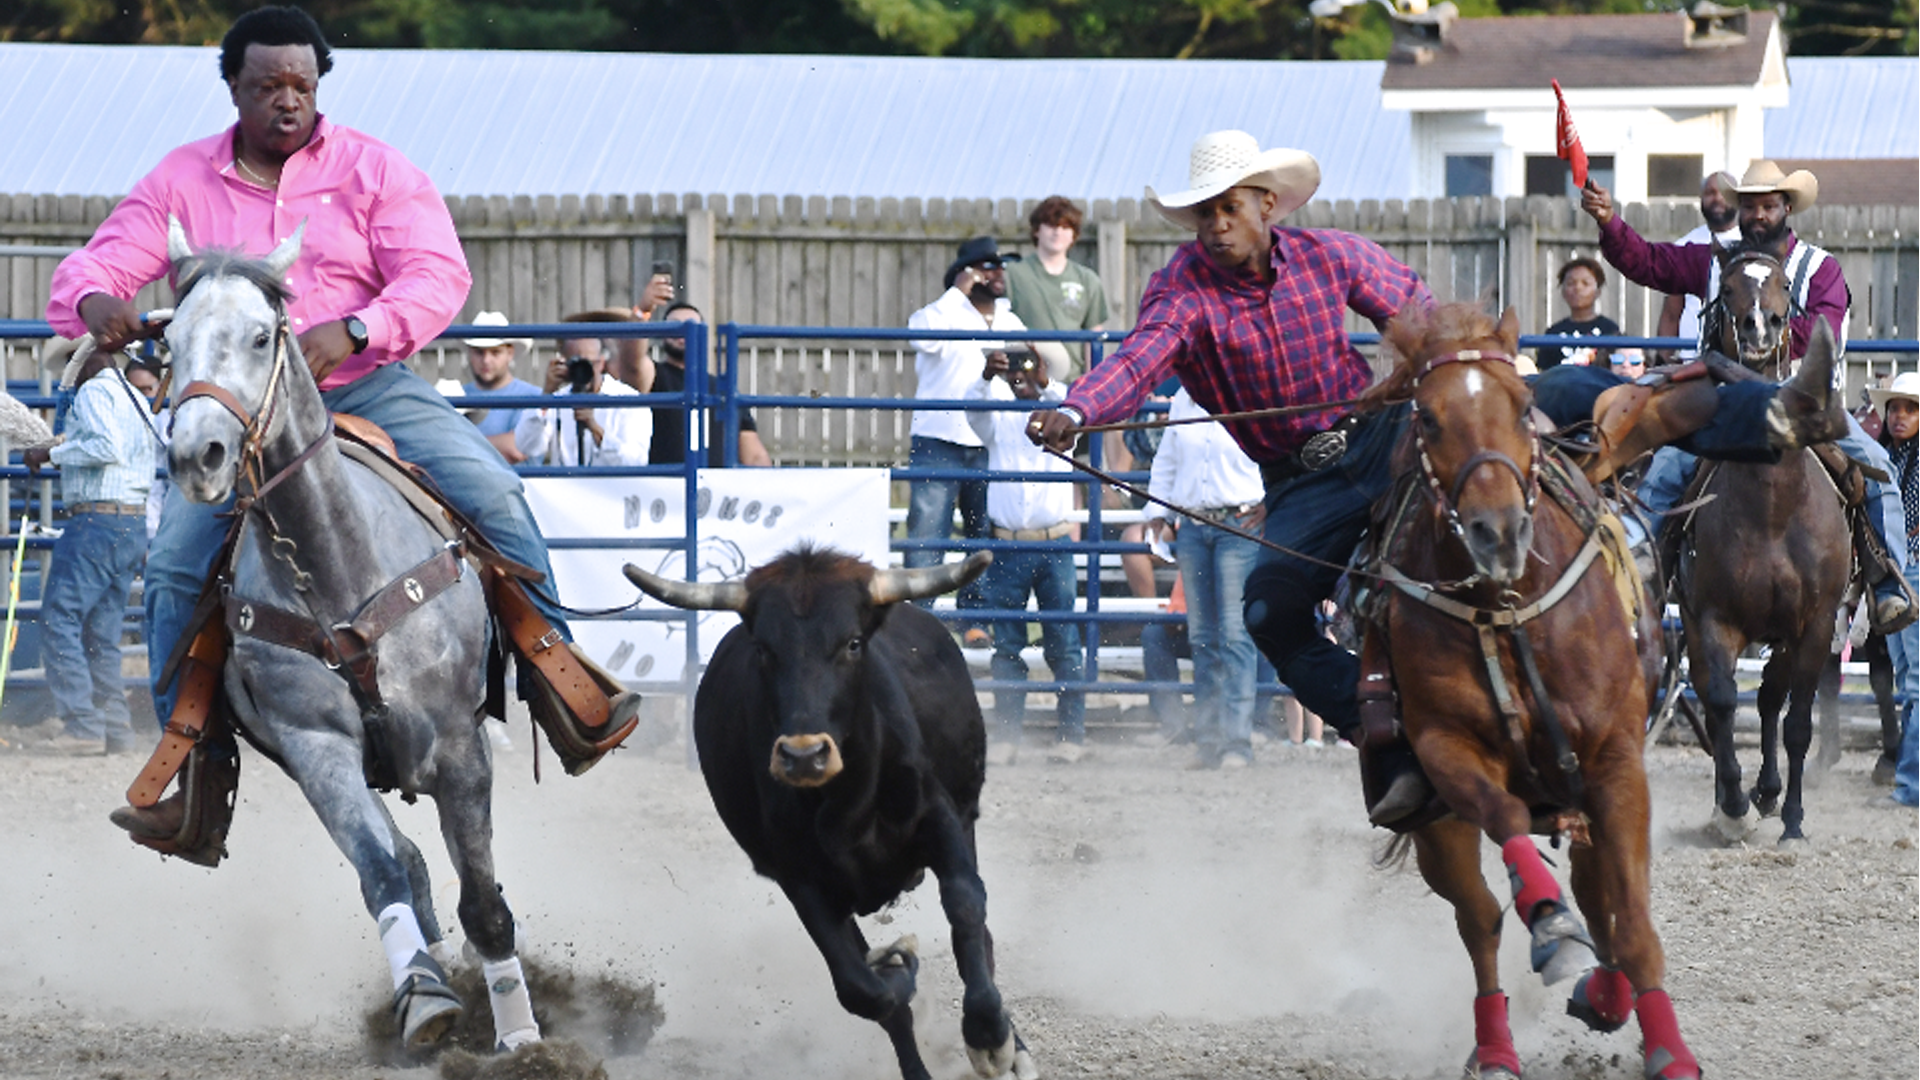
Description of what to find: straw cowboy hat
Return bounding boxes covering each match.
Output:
[1868,371,1919,413]
[461,310,532,351]
[1146,130,1321,230]
[42,335,102,390]
[1734,160,1818,214]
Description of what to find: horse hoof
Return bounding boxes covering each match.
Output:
[1460,1049,1522,1080]
[1566,967,1633,1034]
[396,979,464,1048]
[1705,808,1753,845]
[494,1026,542,1053]
[967,1030,1016,1078]
[1528,903,1598,986]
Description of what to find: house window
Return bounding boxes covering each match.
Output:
[1524,154,1615,198]
[1648,154,1705,198]
[1446,155,1494,197]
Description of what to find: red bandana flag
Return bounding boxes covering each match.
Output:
[1551,79,1588,189]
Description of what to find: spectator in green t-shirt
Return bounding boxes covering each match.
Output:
[1005,195,1110,383]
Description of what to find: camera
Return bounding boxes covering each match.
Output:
[565,355,596,393]
[650,260,675,284]
[1002,349,1040,377]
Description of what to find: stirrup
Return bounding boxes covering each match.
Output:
[114,739,240,868]
[522,644,642,776]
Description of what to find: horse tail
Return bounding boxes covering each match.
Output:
[1374,831,1416,870]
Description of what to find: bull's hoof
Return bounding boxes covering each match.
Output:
[1750,788,1780,818]
[967,1031,1016,1078]
[866,933,919,970]
[1460,1049,1522,1080]
[1705,807,1753,845]
[393,956,464,1049]
[1011,1031,1040,1080]
[1527,902,1597,986]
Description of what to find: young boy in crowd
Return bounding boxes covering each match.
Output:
[966,347,1085,765]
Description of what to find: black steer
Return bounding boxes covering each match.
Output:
[624,546,1036,1080]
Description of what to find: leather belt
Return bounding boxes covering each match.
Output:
[993,521,1074,541]
[69,500,145,516]
[1260,412,1363,489]
[1194,502,1261,522]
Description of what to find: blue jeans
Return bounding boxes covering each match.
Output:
[42,511,146,744]
[1892,560,1918,805]
[903,436,989,612]
[978,545,1084,743]
[1636,413,1907,580]
[1177,512,1262,762]
[1140,619,1189,738]
[146,363,562,723]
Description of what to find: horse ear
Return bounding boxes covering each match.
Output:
[1496,307,1522,355]
[166,215,193,264]
[262,219,307,281]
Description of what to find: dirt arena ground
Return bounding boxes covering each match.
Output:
[2,703,1914,1080]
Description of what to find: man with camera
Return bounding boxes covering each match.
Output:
[514,321,652,466]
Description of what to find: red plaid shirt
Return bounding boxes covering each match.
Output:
[1064,228,1429,462]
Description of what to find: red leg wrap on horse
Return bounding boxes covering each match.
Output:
[1633,989,1701,1079]
[1501,836,1561,922]
[1472,992,1522,1075]
[1578,966,1634,1028]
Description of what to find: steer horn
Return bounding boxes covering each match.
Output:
[869,550,993,606]
[623,565,749,611]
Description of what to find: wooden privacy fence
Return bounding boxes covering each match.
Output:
[4,192,1913,462]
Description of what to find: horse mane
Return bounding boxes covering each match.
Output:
[1357,301,1516,410]
[744,543,876,615]
[171,250,296,307]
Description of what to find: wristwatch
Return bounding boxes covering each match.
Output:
[343,315,369,354]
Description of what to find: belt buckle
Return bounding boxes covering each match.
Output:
[1298,427,1347,473]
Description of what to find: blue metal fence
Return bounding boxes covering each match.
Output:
[0,317,1910,716]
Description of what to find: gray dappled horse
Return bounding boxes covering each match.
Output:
[1682,249,1850,844]
[162,217,538,1052]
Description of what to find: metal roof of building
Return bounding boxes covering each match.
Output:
[0,44,1904,204]
[0,44,1408,202]
[1764,57,1917,160]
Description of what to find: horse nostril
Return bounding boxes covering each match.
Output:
[198,441,227,474]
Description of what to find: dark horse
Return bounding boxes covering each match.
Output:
[1682,248,1851,844]
[161,218,541,1052]
[1358,304,1699,1079]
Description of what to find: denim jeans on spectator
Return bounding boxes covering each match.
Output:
[43,511,146,745]
[903,436,990,613]
[1178,511,1262,763]
[1140,619,1189,739]
[145,363,562,724]
[1892,560,1918,805]
[979,546,1084,744]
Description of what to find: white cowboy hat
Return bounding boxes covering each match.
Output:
[1733,160,1818,214]
[462,311,531,351]
[1867,371,1919,412]
[42,335,100,390]
[1146,130,1321,231]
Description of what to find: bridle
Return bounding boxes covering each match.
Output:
[1705,250,1792,374]
[171,297,334,593]
[1408,348,1541,545]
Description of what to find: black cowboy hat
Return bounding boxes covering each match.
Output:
[943,236,1021,290]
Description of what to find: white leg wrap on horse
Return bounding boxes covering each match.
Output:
[483,956,541,1050]
[378,903,431,991]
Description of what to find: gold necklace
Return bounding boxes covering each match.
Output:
[234,153,277,189]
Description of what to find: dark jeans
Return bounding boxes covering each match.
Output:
[978,546,1085,743]
[903,436,990,613]
[43,511,146,745]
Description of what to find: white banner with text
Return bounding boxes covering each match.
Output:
[523,469,891,684]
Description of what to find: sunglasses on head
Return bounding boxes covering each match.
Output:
[971,259,1006,271]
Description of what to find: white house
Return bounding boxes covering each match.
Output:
[1379,7,1790,202]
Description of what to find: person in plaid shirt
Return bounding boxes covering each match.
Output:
[1028,130,1855,827]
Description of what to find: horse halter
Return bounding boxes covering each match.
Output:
[1408,349,1541,542]
[1707,250,1792,373]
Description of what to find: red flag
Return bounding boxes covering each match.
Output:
[1552,79,1588,190]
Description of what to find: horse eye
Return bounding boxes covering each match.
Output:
[1419,410,1441,436]
[253,332,270,349]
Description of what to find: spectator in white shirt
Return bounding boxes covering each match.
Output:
[905,236,1029,631]
[514,325,652,467]
[1146,388,1268,769]
[966,347,1085,765]
[1655,172,1741,361]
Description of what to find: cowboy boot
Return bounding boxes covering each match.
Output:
[1354,666,1438,829]
[1766,319,1849,450]
[492,571,641,775]
[1584,379,1720,485]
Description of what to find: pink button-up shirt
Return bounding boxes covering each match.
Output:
[48,116,471,390]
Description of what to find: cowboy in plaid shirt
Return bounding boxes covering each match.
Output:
[1030,130,1856,827]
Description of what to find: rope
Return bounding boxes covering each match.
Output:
[1071,395,1373,435]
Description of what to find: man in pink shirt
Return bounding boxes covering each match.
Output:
[50,7,637,836]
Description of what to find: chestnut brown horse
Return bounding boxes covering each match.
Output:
[1357,304,1699,1079]
[1681,249,1851,843]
